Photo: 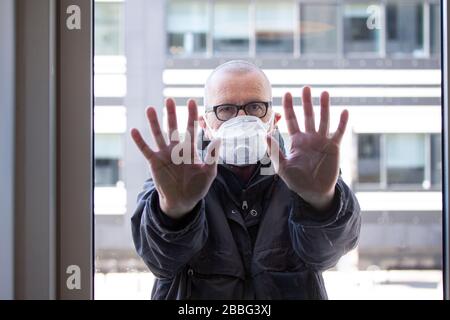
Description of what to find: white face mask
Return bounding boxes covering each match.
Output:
[208,115,273,166]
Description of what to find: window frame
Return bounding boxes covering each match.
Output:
[58,0,94,299]
[441,0,450,300]
[0,0,15,300]
[56,0,448,300]
[7,0,447,301]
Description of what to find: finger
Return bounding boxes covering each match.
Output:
[204,138,222,167]
[166,98,179,144]
[267,135,286,172]
[186,100,199,147]
[146,107,168,150]
[283,92,301,136]
[318,91,330,137]
[302,87,316,133]
[332,110,349,145]
[130,128,155,161]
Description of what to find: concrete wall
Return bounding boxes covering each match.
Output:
[95,0,166,254]
[359,212,442,269]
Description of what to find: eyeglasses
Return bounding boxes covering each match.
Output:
[207,101,272,122]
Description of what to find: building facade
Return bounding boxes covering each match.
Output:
[94,0,443,272]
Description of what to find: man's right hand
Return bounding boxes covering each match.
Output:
[131,99,221,220]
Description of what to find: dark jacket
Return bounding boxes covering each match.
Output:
[131,137,361,300]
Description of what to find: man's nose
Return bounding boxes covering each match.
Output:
[237,109,247,116]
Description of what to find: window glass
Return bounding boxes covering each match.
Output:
[431,134,442,187]
[214,1,250,54]
[255,1,294,54]
[95,1,124,55]
[344,3,381,54]
[386,2,424,56]
[95,134,124,187]
[386,134,425,185]
[167,0,208,56]
[300,4,338,55]
[358,134,381,184]
[431,3,441,55]
[95,159,121,187]
[95,0,443,300]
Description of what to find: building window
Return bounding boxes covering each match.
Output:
[95,1,125,56]
[213,1,250,54]
[386,134,425,185]
[95,159,121,187]
[358,134,381,184]
[95,134,124,187]
[300,4,338,55]
[431,134,442,187]
[255,1,294,55]
[431,3,441,56]
[167,0,208,56]
[356,133,440,190]
[164,1,441,59]
[343,3,381,55]
[386,1,424,56]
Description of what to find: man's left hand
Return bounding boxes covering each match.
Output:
[267,87,349,213]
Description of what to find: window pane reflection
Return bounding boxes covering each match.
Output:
[344,3,381,54]
[431,134,442,187]
[358,134,381,184]
[356,134,441,190]
[255,1,294,54]
[386,134,425,185]
[431,3,441,55]
[95,134,124,187]
[95,0,443,300]
[95,2,124,55]
[167,0,208,56]
[386,2,424,56]
[214,1,250,54]
[300,4,338,55]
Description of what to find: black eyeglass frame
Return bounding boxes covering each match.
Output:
[206,101,273,122]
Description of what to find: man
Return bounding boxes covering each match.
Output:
[130,60,361,300]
